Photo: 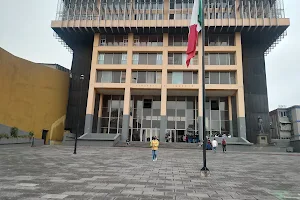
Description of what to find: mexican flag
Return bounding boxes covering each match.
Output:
[186,0,202,67]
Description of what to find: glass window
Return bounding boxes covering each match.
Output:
[131,72,137,83]
[211,100,219,110]
[113,54,121,64]
[186,109,194,119]
[220,111,229,120]
[219,35,228,46]
[221,121,229,131]
[205,72,210,84]
[187,97,195,109]
[220,72,230,84]
[137,72,146,83]
[174,54,182,65]
[156,72,162,84]
[210,72,219,84]
[209,54,218,65]
[147,72,155,83]
[156,54,163,65]
[112,71,121,83]
[148,54,157,65]
[167,72,172,84]
[230,72,236,84]
[193,72,198,84]
[139,53,147,64]
[183,72,193,84]
[102,71,112,83]
[133,54,139,64]
[104,53,113,64]
[172,72,183,84]
[229,53,235,65]
[219,54,229,65]
[143,99,152,109]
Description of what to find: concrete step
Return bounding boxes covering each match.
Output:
[115,142,289,152]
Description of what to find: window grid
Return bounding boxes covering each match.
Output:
[205,34,235,46]
[131,71,162,84]
[132,53,163,65]
[205,97,230,137]
[101,95,124,134]
[205,53,236,65]
[97,71,126,83]
[205,71,236,84]
[167,71,198,84]
[98,53,127,64]
[133,35,163,46]
[168,53,198,65]
[99,35,128,46]
[168,34,188,46]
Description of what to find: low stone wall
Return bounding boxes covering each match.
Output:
[290,140,300,152]
[0,138,44,146]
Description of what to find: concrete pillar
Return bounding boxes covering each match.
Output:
[84,34,99,134]
[235,32,247,139]
[84,88,96,134]
[159,32,168,142]
[122,87,131,142]
[228,96,233,136]
[96,94,103,133]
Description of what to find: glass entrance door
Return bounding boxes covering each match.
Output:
[166,129,176,142]
[140,128,159,142]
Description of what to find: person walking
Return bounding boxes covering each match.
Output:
[222,138,227,153]
[212,138,218,153]
[150,136,159,161]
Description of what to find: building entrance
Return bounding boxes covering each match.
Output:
[140,128,159,142]
[166,129,186,142]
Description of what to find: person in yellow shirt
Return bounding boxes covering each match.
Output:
[150,136,159,161]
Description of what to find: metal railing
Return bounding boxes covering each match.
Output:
[54,0,286,21]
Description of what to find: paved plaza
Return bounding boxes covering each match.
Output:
[0,145,300,200]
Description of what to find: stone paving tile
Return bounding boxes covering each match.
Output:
[0,145,300,200]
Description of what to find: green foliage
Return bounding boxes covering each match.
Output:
[0,134,10,140]
[29,131,34,138]
[10,127,18,138]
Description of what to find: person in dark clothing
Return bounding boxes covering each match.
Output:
[222,138,227,153]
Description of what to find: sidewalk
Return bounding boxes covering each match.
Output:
[0,145,299,200]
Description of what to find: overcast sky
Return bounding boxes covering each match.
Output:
[0,0,299,110]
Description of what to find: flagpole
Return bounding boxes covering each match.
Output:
[200,0,209,176]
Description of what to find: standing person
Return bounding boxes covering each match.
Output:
[212,138,218,153]
[222,138,227,153]
[150,136,159,161]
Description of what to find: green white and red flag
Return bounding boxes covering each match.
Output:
[186,0,202,67]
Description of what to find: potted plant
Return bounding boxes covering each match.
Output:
[10,127,18,138]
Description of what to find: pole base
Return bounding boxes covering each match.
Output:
[200,167,210,177]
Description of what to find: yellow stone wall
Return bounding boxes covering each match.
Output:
[0,48,69,142]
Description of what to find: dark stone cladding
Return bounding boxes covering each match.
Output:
[64,43,93,136]
[242,43,271,143]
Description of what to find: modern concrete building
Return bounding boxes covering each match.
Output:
[270,106,300,140]
[52,0,289,144]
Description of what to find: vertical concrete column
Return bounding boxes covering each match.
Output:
[235,32,247,139]
[236,0,241,18]
[96,94,103,133]
[160,33,168,142]
[197,33,204,141]
[163,0,169,20]
[84,34,99,134]
[228,96,233,136]
[122,87,131,142]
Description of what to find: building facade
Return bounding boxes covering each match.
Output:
[270,106,300,141]
[52,0,289,143]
